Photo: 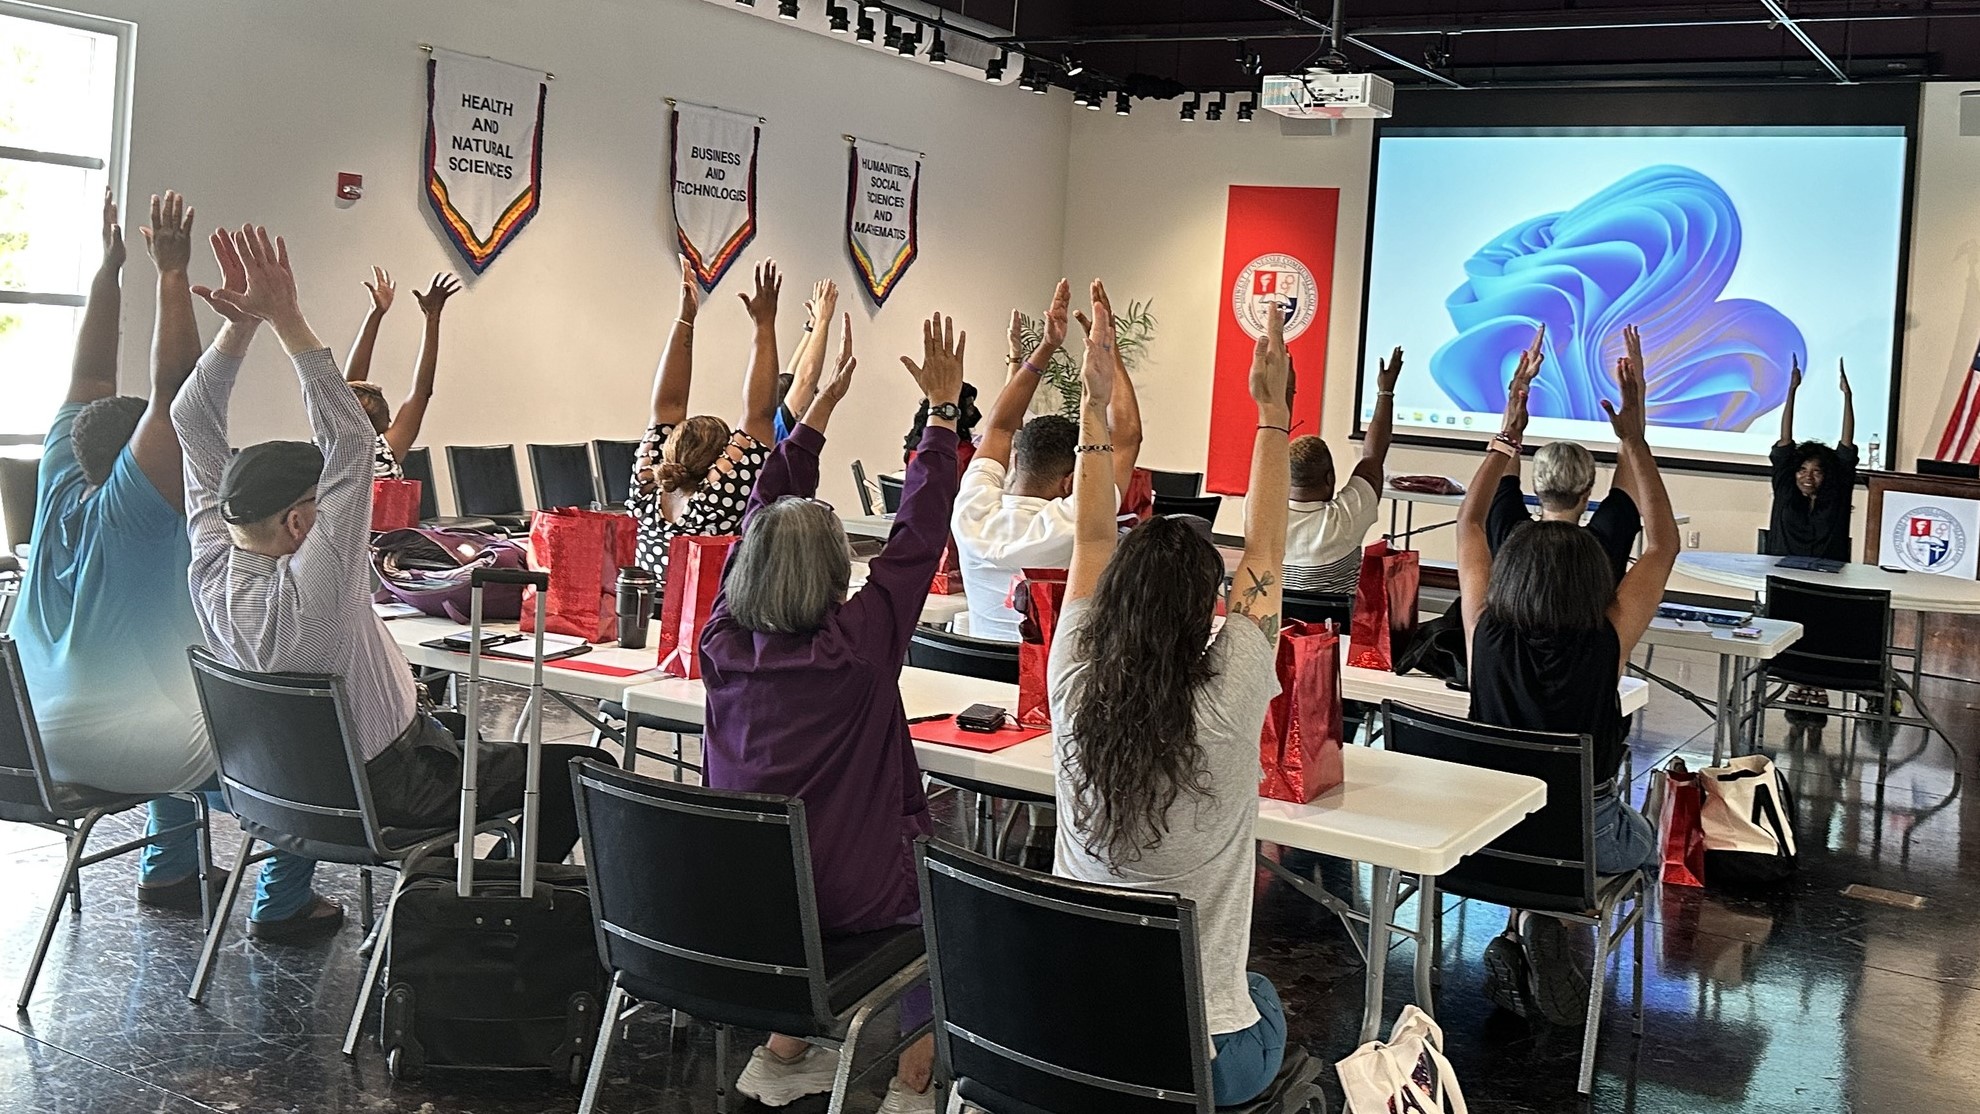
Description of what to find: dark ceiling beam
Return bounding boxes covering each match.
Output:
[1337,7,1980,37]
[1343,34,1467,88]
[1756,0,1853,83]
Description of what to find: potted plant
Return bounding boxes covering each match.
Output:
[1013,299,1156,417]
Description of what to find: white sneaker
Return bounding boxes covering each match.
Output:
[734,1044,841,1107]
[876,1076,940,1114]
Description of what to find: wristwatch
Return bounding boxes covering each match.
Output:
[928,401,962,421]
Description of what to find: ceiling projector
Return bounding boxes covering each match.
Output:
[1261,72,1395,119]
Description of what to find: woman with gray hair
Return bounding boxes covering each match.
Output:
[700,311,967,1114]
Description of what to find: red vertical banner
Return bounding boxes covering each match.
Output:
[1206,185,1340,496]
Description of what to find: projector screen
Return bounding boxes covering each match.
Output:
[1358,124,1910,470]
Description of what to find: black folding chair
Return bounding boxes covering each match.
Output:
[572,760,928,1114]
[528,442,599,510]
[182,648,516,1058]
[592,439,642,510]
[1153,493,1223,526]
[918,839,1325,1113]
[850,460,879,517]
[402,446,494,531]
[0,454,37,553]
[879,473,905,515]
[2,636,212,1009]
[1382,701,1645,1094]
[1281,590,1353,628]
[446,444,529,530]
[1147,469,1204,499]
[905,630,1043,858]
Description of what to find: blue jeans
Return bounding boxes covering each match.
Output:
[140,783,318,923]
[1593,794,1657,877]
[1212,973,1287,1106]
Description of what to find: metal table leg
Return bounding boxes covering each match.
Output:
[1713,653,1733,766]
[1414,873,1439,1019]
[1360,866,1398,1044]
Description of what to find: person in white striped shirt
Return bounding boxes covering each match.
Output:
[1283,348,1401,596]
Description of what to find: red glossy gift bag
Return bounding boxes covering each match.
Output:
[1657,758,1707,888]
[1258,622,1345,803]
[370,478,422,533]
[1013,568,1069,728]
[657,535,737,678]
[520,508,639,641]
[1347,540,1421,671]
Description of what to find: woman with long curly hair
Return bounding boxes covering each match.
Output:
[1048,283,1292,1108]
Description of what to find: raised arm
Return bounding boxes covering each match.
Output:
[649,256,699,428]
[1351,347,1403,492]
[1838,359,1855,448]
[1067,284,1124,604]
[735,259,782,445]
[1459,334,1543,644]
[342,267,394,383]
[65,189,124,407]
[1777,355,1802,446]
[176,228,260,583]
[782,279,837,422]
[381,273,459,460]
[1604,325,1678,661]
[1223,300,1294,642]
[130,191,202,506]
[1078,284,1144,496]
[978,279,1069,468]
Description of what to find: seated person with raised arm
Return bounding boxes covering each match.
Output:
[773,279,837,443]
[952,280,1143,641]
[12,192,314,929]
[1766,355,1857,562]
[629,257,782,587]
[341,267,462,478]
[172,226,608,942]
[701,314,965,1114]
[1284,347,1400,594]
[1051,286,1293,1108]
[1455,326,1676,1028]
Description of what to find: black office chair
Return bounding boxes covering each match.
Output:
[183,648,516,1058]
[879,473,905,514]
[446,444,530,530]
[2,636,212,1009]
[851,460,879,517]
[1148,469,1204,499]
[401,446,495,532]
[572,761,928,1114]
[592,439,641,510]
[527,442,598,510]
[0,454,37,554]
[1154,493,1223,525]
[1756,575,1955,767]
[1281,590,1353,628]
[906,630,1041,856]
[917,840,1326,1114]
[1381,701,1645,1094]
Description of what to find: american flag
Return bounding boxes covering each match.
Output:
[1934,338,1980,463]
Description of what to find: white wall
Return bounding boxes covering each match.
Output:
[1061,84,1980,585]
[69,0,1069,510]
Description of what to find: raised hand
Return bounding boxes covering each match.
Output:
[413,273,461,317]
[1081,279,1117,407]
[203,225,299,325]
[1622,322,1645,381]
[1502,344,1543,440]
[1042,278,1071,350]
[737,259,781,324]
[817,313,857,405]
[1789,353,1803,394]
[1249,297,1291,412]
[1007,309,1025,364]
[807,279,838,330]
[1377,346,1404,394]
[1602,348,1648,443]
[191,227,253,323]
[140,191,195,274]
[676,255,700,324]
[99,188,125,270]
[1839,358,1851,396]
[364,266,396,313]
[901,309,965,405]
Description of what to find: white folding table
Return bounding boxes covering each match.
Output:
[1381,483,1689,551]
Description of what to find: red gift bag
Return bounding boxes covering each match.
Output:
[1658,758,1707,888]
[1347,540,1421,671]
[656,534,737,678]
[1013,568,1069,728]
[370,478,422,533]
[1118,467,1155,523]
[1258,622,1346,803]
[929,539,965,595]
[520,508,639,641]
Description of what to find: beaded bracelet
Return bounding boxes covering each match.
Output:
[1074,443,1115,454]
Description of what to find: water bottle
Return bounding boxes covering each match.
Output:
[615,566,656,649]
[1867,435,1882,471]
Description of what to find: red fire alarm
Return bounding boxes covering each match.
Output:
[336,173,363,201]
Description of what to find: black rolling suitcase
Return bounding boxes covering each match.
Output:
[379,567,604,1083]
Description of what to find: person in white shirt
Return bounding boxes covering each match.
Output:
[1283,347,1400,595]
[951,280,1142,641]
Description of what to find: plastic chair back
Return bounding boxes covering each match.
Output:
[1147,470,1203,499]
[880,473,905,514]
[1152,494,1222,526]
[1761,575,1889,693]
[907,628,1020,684]
[401,447,440,521]
[446,445,526,519]
[1281,590,1353,628]
[0,456,37,553]
[527,442,597,510]
[592,440,641,508]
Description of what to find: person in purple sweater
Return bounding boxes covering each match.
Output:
[700,311,966,1114]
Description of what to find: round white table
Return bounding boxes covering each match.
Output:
[1675,551,1980,614]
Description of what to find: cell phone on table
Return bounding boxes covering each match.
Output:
[955,704,1010,733]
[1732,626,1762,640]
[1878,564,1909,574]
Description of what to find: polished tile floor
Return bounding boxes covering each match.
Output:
[4,623,1977,1113]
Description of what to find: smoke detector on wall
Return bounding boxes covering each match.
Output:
[1261,72,1395,119]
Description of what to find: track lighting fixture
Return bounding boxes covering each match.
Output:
[1180,93,1199,121]
[984,48,1008,81]
[1206,94,1225,121]
[928,26,947,64]
[1115,92,1130,115]
[778,0,799,20]
[855,14,876,41]
[897,21,919,55]
[1063,53,1084,77]
[827,3,849,32]
[1237,96,1256,122]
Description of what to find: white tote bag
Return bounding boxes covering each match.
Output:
[1699,754,1798,886]
[1336,1005,1469,1114]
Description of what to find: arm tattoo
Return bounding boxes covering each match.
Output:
[1228,568,1281,640]
[1239,568,1275,602]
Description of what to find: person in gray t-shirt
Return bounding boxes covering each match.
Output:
[1045,284,1294,1107]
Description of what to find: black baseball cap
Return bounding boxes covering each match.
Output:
[219,441,325,524]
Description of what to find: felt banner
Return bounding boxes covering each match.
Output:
[1205,185,1339,495]
[846,138,920,305]
[671,102,760,292]
[423,47,547,274]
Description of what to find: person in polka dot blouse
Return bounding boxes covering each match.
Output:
[629,256,784,586]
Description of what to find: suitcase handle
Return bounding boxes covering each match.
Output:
[471,567,550,589]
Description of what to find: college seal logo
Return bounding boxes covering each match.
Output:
[1231,253,1319,341]
[1891,506,1967,574]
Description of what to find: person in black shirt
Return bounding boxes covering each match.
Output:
[1485,439,1641,587]
[1766,355,1857,563]
[1456,325,1679,1027]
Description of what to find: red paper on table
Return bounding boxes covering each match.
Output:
[657,534,736,679]
[522,508,639,641]
[1258,621,1345,803]
[1205,185,1339,495]
[1659,761,1708,888]
[1012,568,1069,728]
[549,658,653,678]
[370,478,422,533]
[1118,467,1154,523]
[909,717,1049,752]
[1347,540,1420,672]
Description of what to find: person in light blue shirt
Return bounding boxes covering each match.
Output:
[12,191,315,931]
